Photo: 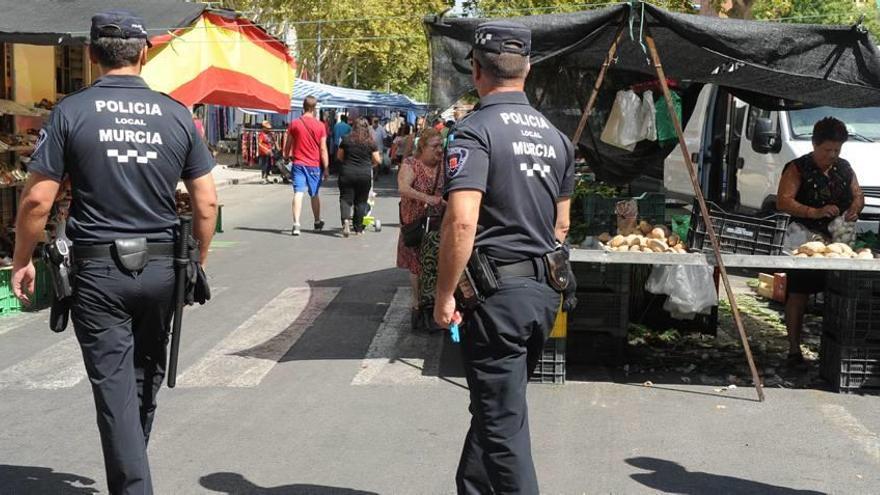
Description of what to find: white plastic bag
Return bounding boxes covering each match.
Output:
[601,90,640,151]
[646,265,718,319]
[617,90,642,148]
[784,221,809,251]
[638,90,657,142]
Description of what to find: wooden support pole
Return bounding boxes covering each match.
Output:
[645,33,765,402]
[571,22,627,145]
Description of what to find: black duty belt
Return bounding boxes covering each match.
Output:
[73,243,175,259]
[495,258,539,280]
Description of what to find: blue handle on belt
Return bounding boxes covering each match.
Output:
[449,322,460,343]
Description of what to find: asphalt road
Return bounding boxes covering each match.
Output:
[1,173,878,494]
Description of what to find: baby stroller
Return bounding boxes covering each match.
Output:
[270,151,291,184]
[361,174,382,232]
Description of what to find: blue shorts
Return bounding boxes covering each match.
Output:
[292,164,323,196]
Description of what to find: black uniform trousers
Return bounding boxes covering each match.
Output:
[71,256,175,495]
[456,272,560,495]
[338,173,372,232]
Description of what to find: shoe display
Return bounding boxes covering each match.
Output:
[314,220,325,232]
[342,219,351,238]
[291,224,301,236]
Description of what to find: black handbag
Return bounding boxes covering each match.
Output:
[400,162,443,248]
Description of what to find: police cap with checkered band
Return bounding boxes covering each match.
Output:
[467,20,531,59]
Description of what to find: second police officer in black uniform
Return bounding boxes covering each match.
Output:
[10,11,218,495]
[434,21,575,495]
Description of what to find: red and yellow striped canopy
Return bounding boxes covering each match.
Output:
[142,12,295,113]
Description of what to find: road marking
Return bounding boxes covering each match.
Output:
[177,287,339,388]
[352,287,444,386]
[821,404,880,464]
[0,336,85,390]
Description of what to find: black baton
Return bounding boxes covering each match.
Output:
[167,216,192,388]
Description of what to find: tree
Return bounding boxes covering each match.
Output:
[225,0,453,99]
[463,0,696,17]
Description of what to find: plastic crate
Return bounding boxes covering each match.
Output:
[826,271,880,299]
[530,338,565,384]
[582,192,666,235]
[687,200,789,255]
[820,333,880,394]
[824,291,880,345]
[568,291,629,338]
[573,262,631,293]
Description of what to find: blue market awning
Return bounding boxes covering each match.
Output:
[291,79,428,112]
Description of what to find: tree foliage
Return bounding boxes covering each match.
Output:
[714,0,880,37]
[225,0,452,100]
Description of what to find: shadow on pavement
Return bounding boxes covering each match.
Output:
[200,472,378,494]
[626,457,827,495]
[230,267,465,380]
[0,464,98,494]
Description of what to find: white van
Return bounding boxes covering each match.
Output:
[664,85,880,227]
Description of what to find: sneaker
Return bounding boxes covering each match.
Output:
[291,224,301,236]
[342,220,351,238]
[261,178,268,184]
[314,220,325,232]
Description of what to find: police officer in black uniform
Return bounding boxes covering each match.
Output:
[11,11,217,494]
[434,21,575,494]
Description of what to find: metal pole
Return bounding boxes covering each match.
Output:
[645,33,765,402]
[571,22,626,145]
[353,60,358,88]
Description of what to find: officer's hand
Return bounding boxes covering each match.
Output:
[11,261,35,305]
[323,169,330,181]
[434,294,460,329]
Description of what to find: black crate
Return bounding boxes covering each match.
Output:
[820,333,880,394]
[568,291,629,338]
[573,262,631,293]
[687,200,789,255]
[530,338,565,384]
[582,192,666,235]
[824,291,880,345]
[826,271,880,299]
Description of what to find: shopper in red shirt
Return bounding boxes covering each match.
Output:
[283,95,329,236]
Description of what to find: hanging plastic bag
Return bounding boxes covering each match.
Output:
[646,265,718,319]
[601,90,640,151]
[638,90,657,142]
[618,90,642,148]
[601,91,630,151]
[655,91,683,143]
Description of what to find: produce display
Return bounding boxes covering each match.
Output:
[600,220,688,253]
[791,241,873,259]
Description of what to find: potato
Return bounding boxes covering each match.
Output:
[674,245,688,254]
[625,234,641,247]
[638,220,653,235]
[857,251,874,260]
[794,253,808,257]
[647,238,668,253]
[811,252,826,258]
[667,233,680,248]
[825,252,844,258]
[799,241,827,256]
[638,236,649,248]
[629,245,642,252]
[826,243,852,255]
[857,248,872,255]
[648,227,666,240]
[598,232,612,244]
[610,235,627,248]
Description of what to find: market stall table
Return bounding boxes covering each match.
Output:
[571,249,880,271]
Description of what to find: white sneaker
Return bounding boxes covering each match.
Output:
[291,224,301,236]
[342,220,351,238]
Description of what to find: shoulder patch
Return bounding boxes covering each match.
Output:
[446,147,468,179]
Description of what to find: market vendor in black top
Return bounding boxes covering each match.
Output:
[776,116,864,364]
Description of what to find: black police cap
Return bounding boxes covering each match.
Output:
[468,20,531,59]
[90,10,152,47]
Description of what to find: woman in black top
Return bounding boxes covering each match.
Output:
[337,118,381,236]
[776,117,864,364]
